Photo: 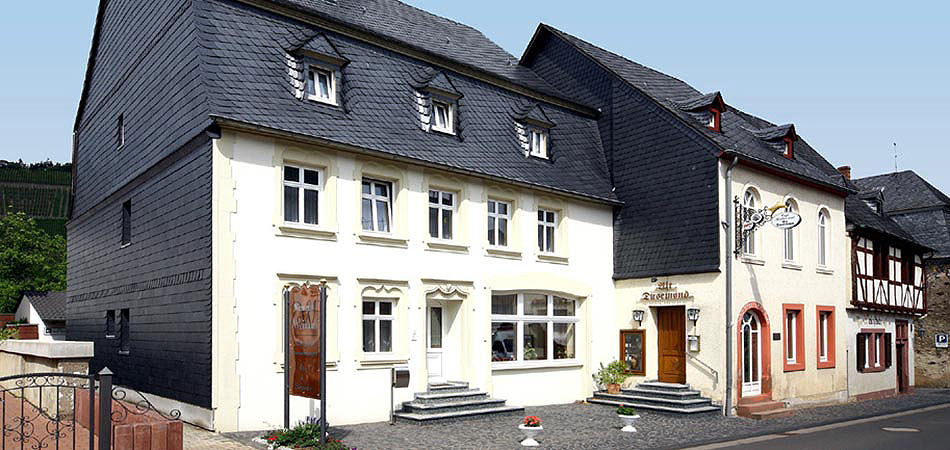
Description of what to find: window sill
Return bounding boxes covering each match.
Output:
[817,362,836,370]
[782,262,803,271]
[105,335,117,340]
[120,243,131,249]
[278,224,338,241]
[430,127,456,136]
[306,95,338,107]
[816,267,834,275]
[740,256,765,266]
[357,232,409,248]
[118,351,130,356]
[536,253,569,265]
[425,240,469,254]
[491,359,582,371]
[486,247,522,260]
[859,366,887,374]
[358,357,408,369]
[783,363,805,373]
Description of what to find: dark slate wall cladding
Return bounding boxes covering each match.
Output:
[196,0,613,201]
[525,33,720,278]
[74,0,211,216]
[67,138,213,408]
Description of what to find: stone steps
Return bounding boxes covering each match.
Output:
[587,381,720,415]
[737,400,794,420]
[393,382,523,424]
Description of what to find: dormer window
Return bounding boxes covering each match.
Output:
[529,128,548,158]
[431,99,455,134]
[707,108,721,132]
[783,137,794,159]
[306,66,336,105]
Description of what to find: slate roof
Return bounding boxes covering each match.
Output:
[853,171,950,213]
[523,25,853,195]
[199,0,615,203]
[845,193,920,248]
[19,291,67,322]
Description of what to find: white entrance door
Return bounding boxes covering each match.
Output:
[426,306,444,383]
[741,312,762,396]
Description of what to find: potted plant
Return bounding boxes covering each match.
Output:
[518,416,542,446]
[593,361,627,394]
[616,404,640,433]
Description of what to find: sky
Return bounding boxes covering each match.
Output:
[1,0,948,193]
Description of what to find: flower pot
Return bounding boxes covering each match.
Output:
[518,424,542,446]
[618,414,640,433]
[607,383,621,395]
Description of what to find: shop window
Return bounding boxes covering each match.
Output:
[816,306,835,369]
[490,293,577,365]
[620,330,645,375]
[783,304,805,371]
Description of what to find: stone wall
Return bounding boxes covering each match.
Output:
[0,340,93,419]
[915,259,950,387]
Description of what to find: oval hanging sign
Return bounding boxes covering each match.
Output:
[771,211,802,229]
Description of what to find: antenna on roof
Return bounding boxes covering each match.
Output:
[893,142,898,171]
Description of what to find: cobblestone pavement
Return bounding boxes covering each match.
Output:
[286,389,950,450]
[184,423,257,450]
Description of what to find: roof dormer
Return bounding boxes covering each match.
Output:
[285,33,350,106]
[410,68,464,136]
[511,102,555,159]
[678,91,726,132]
[752,124,798,159]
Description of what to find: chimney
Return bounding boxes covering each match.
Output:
[837,166,851,180]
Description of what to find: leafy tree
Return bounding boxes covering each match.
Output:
[0,213,66,313]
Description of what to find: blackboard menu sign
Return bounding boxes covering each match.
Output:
[620,330,645,375]
[288,284,322,399]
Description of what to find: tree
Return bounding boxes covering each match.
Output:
[0,213,66,312]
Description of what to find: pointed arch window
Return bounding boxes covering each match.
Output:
[817,208,830,267]
[783,198,798,263]
[742,189,758,256]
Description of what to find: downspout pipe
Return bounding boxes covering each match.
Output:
[724,155,740,416]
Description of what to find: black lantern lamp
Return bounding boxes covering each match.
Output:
[687,307,701,324]
[632,309,645,327]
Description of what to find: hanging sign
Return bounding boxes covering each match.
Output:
[288,284,323,399]
[770,211,802,230]
[936,333,949,349]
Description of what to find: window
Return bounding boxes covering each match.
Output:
[361,179,392,233]
[620,330,646,375]
[528,128,548,158]
[901,250,914,285]
[817,306,835,368]
[490,293,578,364]
[537,209,557,253]
[818,209,829,267]
[362,300,393,353]
[783,199,797,262]
[430,100,454,134]
[116,114,125,150]
[487,199,510,247]
[118,308,130,355]
[742,190,757,256]
[306,67,335,104]
[783,304,804,371]
[857,331,891,373]
[283,165,321,226]
[105,310,116,338]
[783,137,794,159]
[873,241,889,280]
[707,108,721,132]
[121,200,132,246]
[428,189,455,240]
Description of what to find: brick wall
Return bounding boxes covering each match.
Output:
[915,259,950,386]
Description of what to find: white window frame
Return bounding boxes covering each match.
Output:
[487,199,511,247]
[742,189,758,256]
[361,178,393,233]
[490,293,579,368]
[528,128,548,159]
[818,209,829,267]
[819,311,830,362]
[306,65,337,105]
[428,189,456,240]
[786,310,798,364]
[283,165,322,226]
[361,299,394,354]
[783,198,798,262]
[538,209,557,254]
[430,99,455,134]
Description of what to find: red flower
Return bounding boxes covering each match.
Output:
[522,416,542,427]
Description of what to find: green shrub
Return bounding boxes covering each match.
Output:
[593,360,627,386]
[263,419,351,449]
[616,404,637,416]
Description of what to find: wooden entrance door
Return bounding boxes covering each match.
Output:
[657,306,686,384]
[896,320,909,393]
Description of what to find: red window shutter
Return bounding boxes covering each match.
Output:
[884,333,892,368]
[856,334,866,372]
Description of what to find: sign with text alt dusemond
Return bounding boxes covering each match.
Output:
[936,333,949,349]
[771,211,802,230]
[289,284,322,399]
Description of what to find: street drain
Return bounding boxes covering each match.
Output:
[881,427,920,432]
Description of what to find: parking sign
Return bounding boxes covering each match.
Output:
[936,333,949,348]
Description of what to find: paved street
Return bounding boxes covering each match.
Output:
[695,404,950,450]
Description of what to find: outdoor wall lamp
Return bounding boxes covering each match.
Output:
[687,307,701,324]
[632,309,645,327]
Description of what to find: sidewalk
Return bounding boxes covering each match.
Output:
[296,389,950,449]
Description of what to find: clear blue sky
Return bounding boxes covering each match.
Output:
[2,0,948,193]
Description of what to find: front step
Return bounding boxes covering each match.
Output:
[587,381,720,415]
[737,400,794,420]
[394,383,523,424]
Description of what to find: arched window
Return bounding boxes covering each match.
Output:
[818,208,830,267]
[783,198,798,262]
[742,189,758,256]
